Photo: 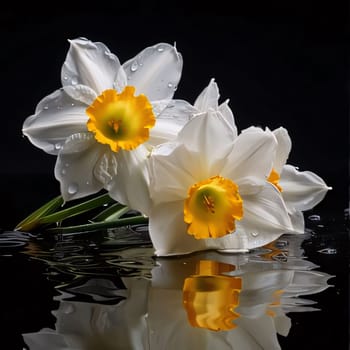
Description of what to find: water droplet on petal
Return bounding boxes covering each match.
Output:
[63,76,68,81]
[54,143,61,150]
[167,82,173,88]
[43,106,49,110]
[71,77,78,85]
[157,46,164,52]
[61,169,66,175]
[130,61,138,72]
[68,183,78,195]
[251,232,259,237]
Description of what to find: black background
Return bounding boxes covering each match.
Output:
[0,5,349,350]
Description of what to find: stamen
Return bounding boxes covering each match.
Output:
[203,194,215,214]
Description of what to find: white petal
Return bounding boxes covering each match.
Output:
[61,37,120,93]
[222,127,276,189]
[149,143,199,205]
[155,98,196,121]
[148,99,196,146]
[114,66,128,92]
[54,133,105,201]
[107,147,151,215]
[273,127,292,173]
[177,110,235,174]
[149,201,207,256]
[218,100,238,138]
[225,183,294,250]
[243,183,293,231]
[193,78,219,111]
[280,164,331,211]
[123,43,182,101]
[287,207,305,234]
[22,88,88,155]
[93,149,118,187]
[63,84,97,105]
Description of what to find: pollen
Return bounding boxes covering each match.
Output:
[86,86,156,152]
[184,175,243,239]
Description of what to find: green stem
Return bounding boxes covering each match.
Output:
[45,215,149,234]
[38,193,115,225]
[15,195,64,232]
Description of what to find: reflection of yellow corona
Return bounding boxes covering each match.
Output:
[266,289,285,317]
[261,241,288,262]
[182,260,242,331]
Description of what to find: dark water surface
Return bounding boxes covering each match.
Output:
[0,208,348,350]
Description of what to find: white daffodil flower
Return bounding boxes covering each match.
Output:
[22,38,194,215]
[148,110,294,256]
[268,127,332,233]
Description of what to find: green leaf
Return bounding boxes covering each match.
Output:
[38,193,115,225]
[45,215,149,234]
[15,195,64,232]
[91,202,129,222]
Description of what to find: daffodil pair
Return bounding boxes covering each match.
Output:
[22,38,331,256]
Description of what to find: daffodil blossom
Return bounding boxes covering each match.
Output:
[268,127,331,233]
[148,110,294,256]
[22,38,194,215]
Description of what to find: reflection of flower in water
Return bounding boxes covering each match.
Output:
[22,236,333,350]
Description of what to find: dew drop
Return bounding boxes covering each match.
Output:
[167,82,173,88]
[251,232,259,237]
[61,169,66,175]
[71,77,78,85]
[130,62,138,72]
[157,46,164,52]
[68,183,79,195]
[63,76,68,81]
[43,106,49,110]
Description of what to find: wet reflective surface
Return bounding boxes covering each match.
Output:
[0,212,348,350]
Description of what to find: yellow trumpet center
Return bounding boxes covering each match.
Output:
[183,260,242,331]
[267,168,283,192]
[86,86,156,152]
[184,175,243,239]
